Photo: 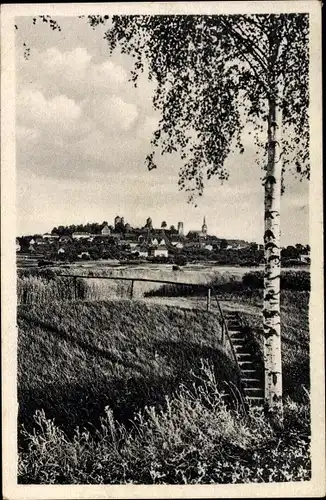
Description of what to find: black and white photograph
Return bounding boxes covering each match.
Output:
[1,1,324,498]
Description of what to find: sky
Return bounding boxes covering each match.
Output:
[15,16,309,245]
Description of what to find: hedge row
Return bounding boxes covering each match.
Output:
[242,270,310,291]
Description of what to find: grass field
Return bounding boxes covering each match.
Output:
[18,300,238,437]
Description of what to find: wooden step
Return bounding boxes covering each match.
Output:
[241,378,261,386]
[233,345,249,352]
[244,387,263,394]
[233,346,248,352]
[246,396,264,403]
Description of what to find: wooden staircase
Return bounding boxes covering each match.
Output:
[224,311,264,407]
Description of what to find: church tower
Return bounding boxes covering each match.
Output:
[202,216,207,236]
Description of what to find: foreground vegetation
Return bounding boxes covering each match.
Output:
[19,361,310,484]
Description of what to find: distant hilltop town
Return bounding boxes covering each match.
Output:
[16,215,309,266]
[17,215,253,253]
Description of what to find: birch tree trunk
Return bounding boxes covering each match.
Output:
[263,76,284,423]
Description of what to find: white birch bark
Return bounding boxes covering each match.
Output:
[263,75,284,422]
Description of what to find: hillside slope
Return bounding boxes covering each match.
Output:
[18,300,238,437]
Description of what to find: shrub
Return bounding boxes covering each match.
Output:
[242,270,310,291]
[145,272,233,298]
[17,268,59,280]
[17,276,76,305]
[281,270,310,291]
[242,271,264,289]
[282,259,309,268]
[18,362,311,485]
[174,255,187,266]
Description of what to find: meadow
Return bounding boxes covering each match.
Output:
[17,267,311,484]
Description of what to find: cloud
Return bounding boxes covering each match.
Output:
[17,46,130,102]
[42,47,92,81]
[86,95,138,132]
[90,59,128,89]
[17,89,83,134]
[16,45,140,176]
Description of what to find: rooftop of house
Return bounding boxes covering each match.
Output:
[43,233,59,238]
[227,239,249,245]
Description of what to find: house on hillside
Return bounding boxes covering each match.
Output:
[59,235,72,244]
[72,232,90,240]
[35,236,47,245]
[58,247,65,255]
[300,253,310,264]
[101,224,111,236]
[131,245,148,258]
[78,251,90,259]
[226,239,249,250]
[171,241,184,249]
[184,241,201,250]
[126,241,138,250]
[187,217,208,241]
[236,243,250,250]
[43,233,60,241]
[149,245,169,258]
